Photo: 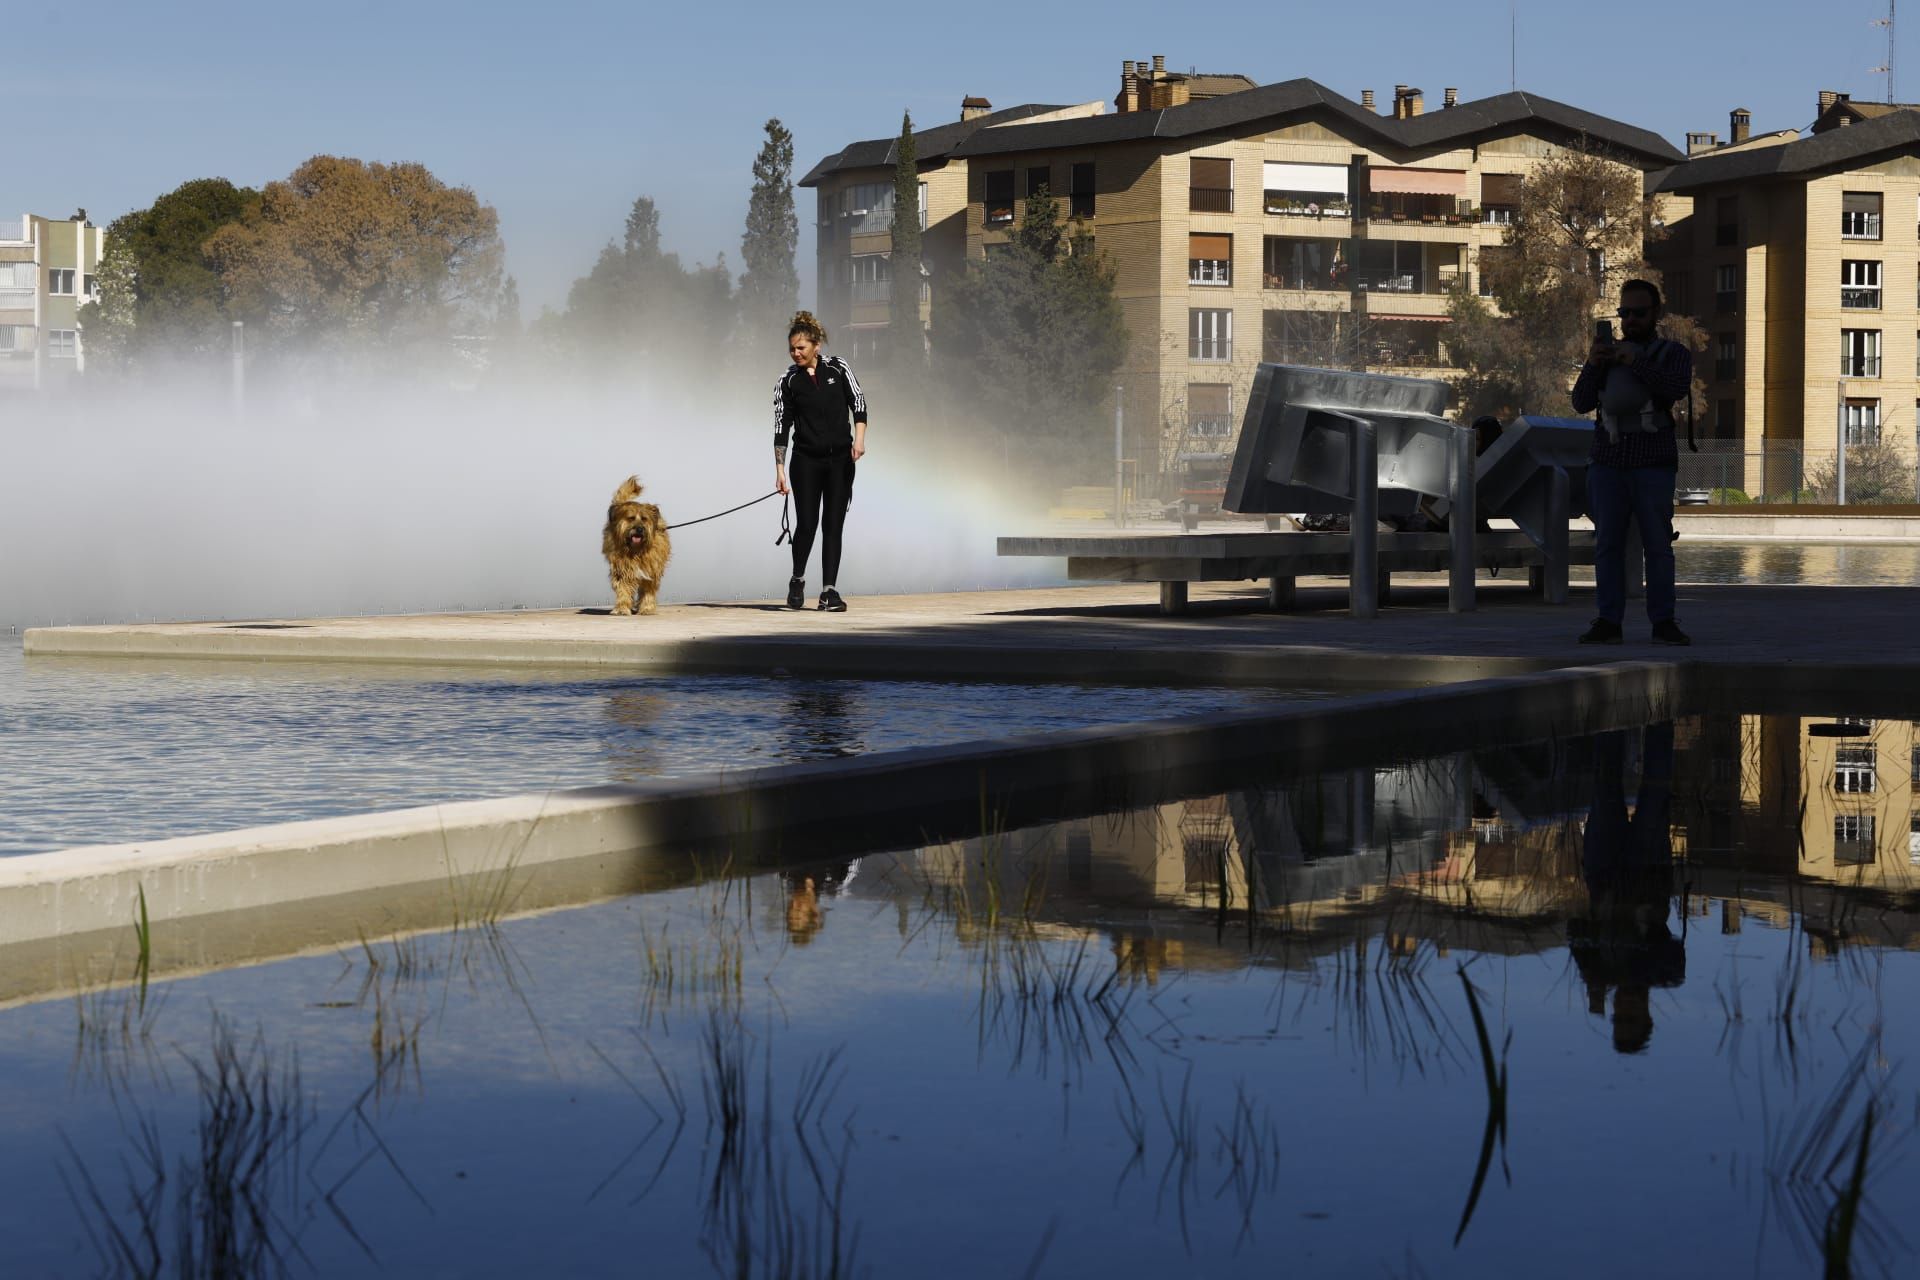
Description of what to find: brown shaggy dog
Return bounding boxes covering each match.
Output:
[601,476,671,616]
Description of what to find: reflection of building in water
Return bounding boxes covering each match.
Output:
[1733,715,1919,884]
[882,713,1920,984]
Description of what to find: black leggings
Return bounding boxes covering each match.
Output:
[789,449,854,585]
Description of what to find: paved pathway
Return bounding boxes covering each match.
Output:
[22,574,1918,672]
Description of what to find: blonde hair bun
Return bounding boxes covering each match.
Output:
[788,310,829,346]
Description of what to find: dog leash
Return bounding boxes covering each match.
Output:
[663,489,792,545]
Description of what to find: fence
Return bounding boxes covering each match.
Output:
[1675,442,1920,505]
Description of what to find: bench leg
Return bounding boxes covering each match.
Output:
[1527,565,1546,595]
[1267,576,1296,611]
[1376,569,1392,606]
[1158,582,1189,615]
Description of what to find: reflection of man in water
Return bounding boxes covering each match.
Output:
[1569,724,1684,1054]
[780,860,857,946]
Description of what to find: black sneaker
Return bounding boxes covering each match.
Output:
[785,577,805,610]
[817,587,847,613]
[1650,619,1692,647]
[1578,618,1623,645]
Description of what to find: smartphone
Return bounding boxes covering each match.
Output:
[1594,318,1615,343]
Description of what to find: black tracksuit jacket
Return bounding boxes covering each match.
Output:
[773,356,867,457]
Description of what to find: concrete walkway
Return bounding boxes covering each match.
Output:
[22,574,1920,679]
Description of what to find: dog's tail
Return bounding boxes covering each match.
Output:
[611,475,643,506]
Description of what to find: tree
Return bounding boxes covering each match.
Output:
[1808,438,1915,504]
[888,111,923,367]
[555,195,734,368]
[1446,138,1664,422]
[79,177,259,367]
[737,118,799,348]
[931,189,1128,475]
[203,155,505,353]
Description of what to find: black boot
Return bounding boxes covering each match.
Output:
[786,577,805,610]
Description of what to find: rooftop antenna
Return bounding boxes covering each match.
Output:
[1871,0,1896,102]
[1510,2,1517,91]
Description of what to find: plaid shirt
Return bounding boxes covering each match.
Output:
[1572,339,1693,470]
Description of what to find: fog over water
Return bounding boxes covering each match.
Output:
[1,366,1060,630]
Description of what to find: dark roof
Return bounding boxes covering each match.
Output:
[799,103,1070,186]
[803,78,1681,184]
[961,95,992,107]
[1656,108,1920,192]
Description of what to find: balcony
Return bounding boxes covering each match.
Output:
[1841,287,1881,309]
[850,280,891,305]
[1188,187,1233,214]
[1841,355,1881,378]
[1362,194,1477,225]
[0,287,34,311]
[1188,259,1231,287]
[1264,192,1350,219]
[1842,212,1882,240]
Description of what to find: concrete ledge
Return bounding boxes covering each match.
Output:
[1675,512,1920,542]
[0,662,1688,1003]
[22,627,1554,687]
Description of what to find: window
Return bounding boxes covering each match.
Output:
[1189,308,1232,361]
[1842,329,1882,378]
[1188,383,1232,437]
[1069,162,1095,219]
[1024,165,1051,198]
[1715,264,1738,310]
[1716,333,1739,380]
[0,324,18,351]
[1844,398,1881,445]
[984,170,1015,226]
[1264,161,1350,215]
[1717,399,1738,434]
[918,182,927,232]
[1667,271,1691,314]
[1189,233,1232,286]
[1190,157,1232,213]
[47,329,77,358]
[48,268,74,295]
[1483,205,1513,225]
[82,274,95,298]
[1715,195,1739,246]
[840,182,894,235]
[1842,260,1882,309]
[1910,811,1920,865]
[1836,744,1877,793]
[1842,191,1883,240]
[849,253,890,304]
[1835,812,1876,864]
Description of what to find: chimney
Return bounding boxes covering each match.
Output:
[1443,87,1458,108]
[1119,61,1138,113]
[1730,107,1751,144]
[1153,54,1166,76]
[1407,88,1424,117]
[1686,131,1721,156]
[1819,89,1839,114]
[1361,88,1376,112]
[961,96,992,122]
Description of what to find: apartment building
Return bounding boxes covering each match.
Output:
[0,211,105,392]
[804,62,1679,471]
[1654,93,1920,496]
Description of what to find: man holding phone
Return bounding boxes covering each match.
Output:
[1571,279,1694,646]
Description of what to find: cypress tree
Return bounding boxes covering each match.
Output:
[738,118,800,349]
[888,111,923,366]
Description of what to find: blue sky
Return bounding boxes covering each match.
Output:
[5,0,1902,317]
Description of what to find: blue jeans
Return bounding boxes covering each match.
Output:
[1587,463,1676,625]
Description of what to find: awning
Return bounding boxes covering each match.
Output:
[1368,313,1452,323]
[1263,161,1347,194]
[1370,168,1468,196]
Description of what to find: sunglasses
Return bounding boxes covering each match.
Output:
[1616,306,1653,319]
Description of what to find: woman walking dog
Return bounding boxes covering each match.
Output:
[773,311,866,612]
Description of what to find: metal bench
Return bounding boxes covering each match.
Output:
[999,365,1598,616]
